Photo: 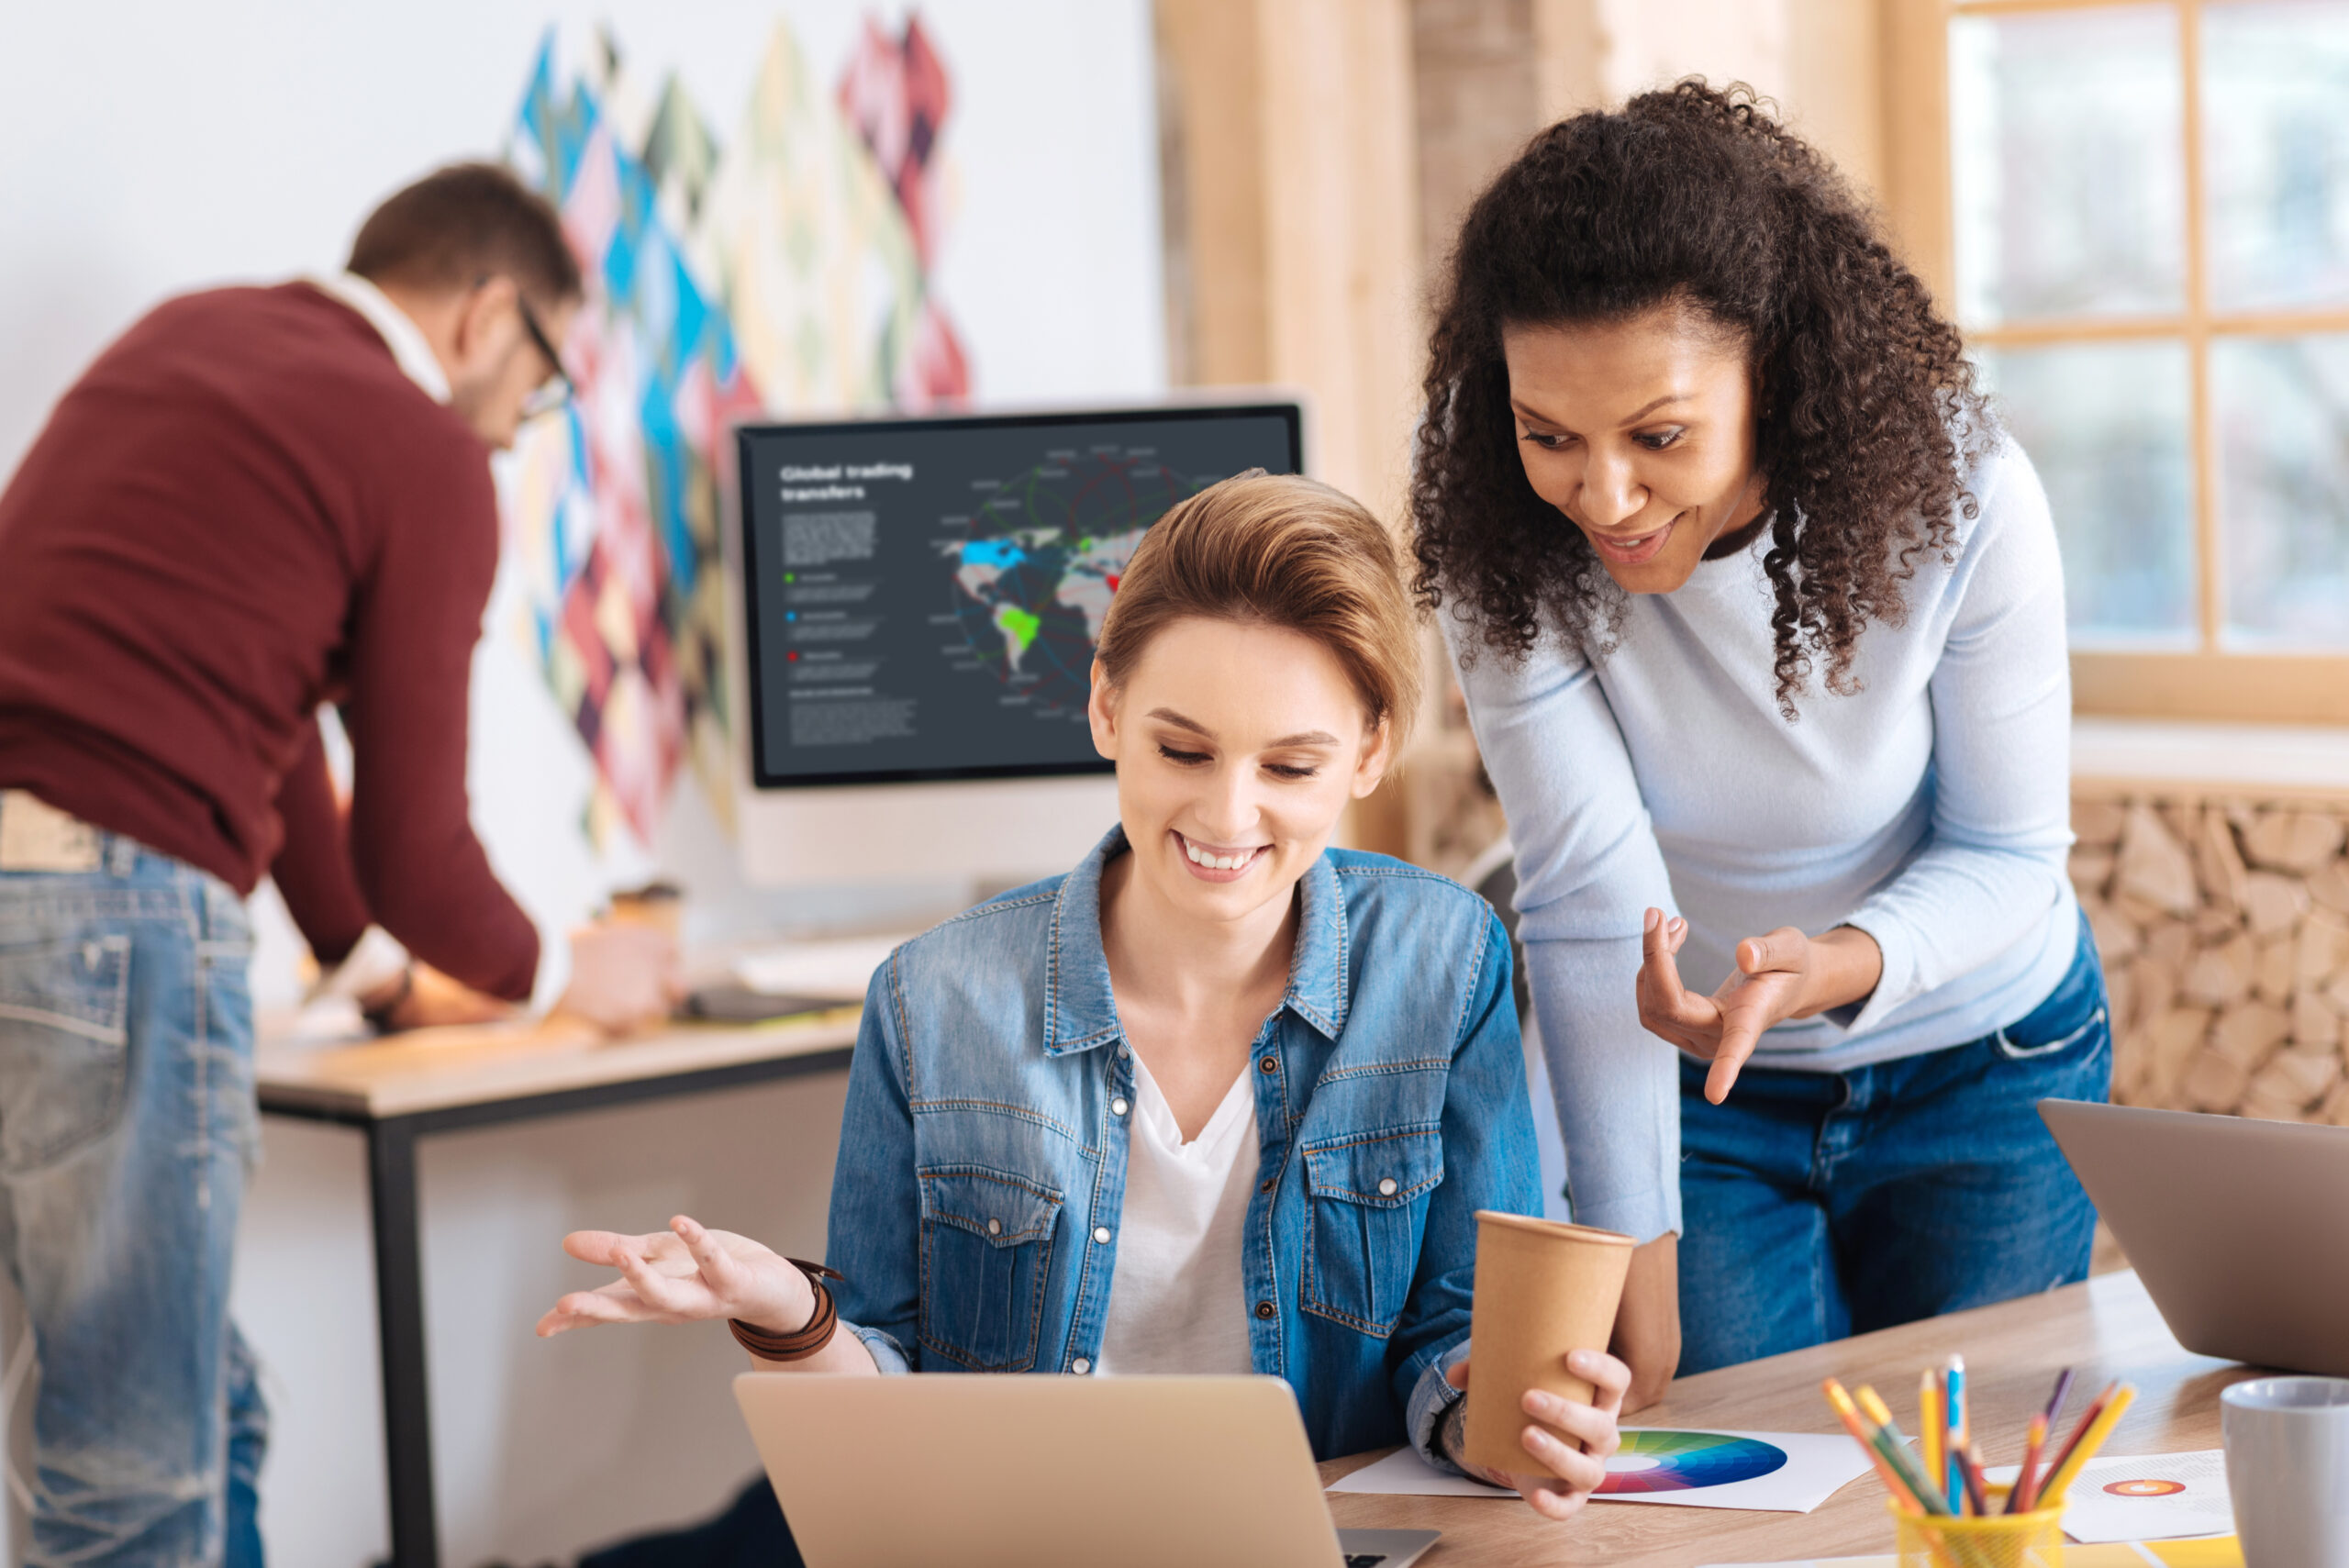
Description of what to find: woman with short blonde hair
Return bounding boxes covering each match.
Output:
[542,470,1630,1525]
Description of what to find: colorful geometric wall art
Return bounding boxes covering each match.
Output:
[837,16,969,405]
[692,22,928,415]
[499,15,969,851]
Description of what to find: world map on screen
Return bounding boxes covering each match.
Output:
[939,450,1204,716]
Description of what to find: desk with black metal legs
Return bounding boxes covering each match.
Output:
[255,1013,861,1568]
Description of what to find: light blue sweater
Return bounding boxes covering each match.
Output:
[1447,434,2079,1243]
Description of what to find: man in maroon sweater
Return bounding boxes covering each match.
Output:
[0,163,674,1565]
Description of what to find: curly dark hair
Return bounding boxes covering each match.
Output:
[1411,80,1990,718]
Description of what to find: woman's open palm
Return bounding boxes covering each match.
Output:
[1634,908,1813,1105]
[534,1216,811,1339]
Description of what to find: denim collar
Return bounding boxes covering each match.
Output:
[1044,825,1351,1055]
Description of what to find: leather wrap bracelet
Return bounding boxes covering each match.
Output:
[729,1259,846,1362]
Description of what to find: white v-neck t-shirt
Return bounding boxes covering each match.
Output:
[1092,1052,1259,1376]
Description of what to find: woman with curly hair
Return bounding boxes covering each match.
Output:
[1415,82,2109,1396]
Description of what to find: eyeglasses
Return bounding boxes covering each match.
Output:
[516,295,576,421]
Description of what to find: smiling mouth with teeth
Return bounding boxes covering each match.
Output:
[1177,832,1264,873]
[1586,516,1677,565]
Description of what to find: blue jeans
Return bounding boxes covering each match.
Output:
[0,832,267,1566]
[1676,913,2111,1375]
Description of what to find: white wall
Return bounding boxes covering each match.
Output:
[0,6,1163,1564]
[0,0,1164,479]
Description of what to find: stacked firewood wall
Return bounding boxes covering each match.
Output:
[2073,796,2349,1125]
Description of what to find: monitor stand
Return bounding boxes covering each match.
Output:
[736,773,1119,886]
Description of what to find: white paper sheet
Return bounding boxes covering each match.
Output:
[1986,1450,2234,1544]
[731,934,908,1000]
[1326,1450,1515,1498]
[1327,1429,1878,1513]
[1699,1552,2237,1568]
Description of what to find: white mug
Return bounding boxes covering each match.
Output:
[2221,1376,2349,1568]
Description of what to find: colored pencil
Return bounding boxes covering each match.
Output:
[2043,1379,2121,1485]
[2042,1367,2076,1429]
[1855,1385,1956,1516]
[2038,1383,2135,1502]
[1944,1355,1967,1507]
[2005,1412,2049,1514]
[1919,1368,1945,1497]
[1953,1437,1991,1518]
[1823,1380,1926,1513]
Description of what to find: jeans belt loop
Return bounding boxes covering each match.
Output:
[201,875,243,940]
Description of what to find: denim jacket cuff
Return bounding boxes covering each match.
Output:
[844,1321,911,1374]
[1406,1342,1473,1476]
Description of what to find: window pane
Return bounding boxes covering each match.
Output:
[2205,1,2349,310]
[2215,335,2349,648]
[1950,6,2185,326]
[1980,341,2198,646]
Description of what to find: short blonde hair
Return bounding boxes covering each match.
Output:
[1097,471,1419,756]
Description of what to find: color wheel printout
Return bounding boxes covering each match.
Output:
[1327,1429,1876,1512]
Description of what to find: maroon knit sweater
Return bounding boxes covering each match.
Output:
[0,283,540,1000]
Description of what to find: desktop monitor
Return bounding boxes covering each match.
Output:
[733,403,1303,885]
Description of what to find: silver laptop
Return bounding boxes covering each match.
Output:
[734,1373,1439,1568]
[2041,1099,2349,1376]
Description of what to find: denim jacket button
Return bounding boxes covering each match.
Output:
[986,1218,1003,1236]
[1253,1300,1276,1320]
[1259,1055,1279,1074]
[1378,1177,1398,1196]
[1093,1226,1112,1244]
[1072,1357,1092,1374]
[1110,1097,1130,1118]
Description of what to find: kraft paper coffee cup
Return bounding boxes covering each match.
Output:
[1460,1211,1635,1477]
[607,881,685,942]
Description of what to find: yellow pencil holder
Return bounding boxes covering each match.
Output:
[1890,1489,2066,1568]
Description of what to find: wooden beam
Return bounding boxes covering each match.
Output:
[1154,0,1422,516]
[1952,0,2172,13]
[1154,0,1270,386]
[1973,308,2349,344]
[1878,0,1955,310]
[2074,651,2349,727]
[1155,0,1425,854]
[2168,2,2215,651]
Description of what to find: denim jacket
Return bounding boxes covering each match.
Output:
[824,827,1541,1466]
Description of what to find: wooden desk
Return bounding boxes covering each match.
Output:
[256,1010,861,1568]
[1325,1271,2251,1566]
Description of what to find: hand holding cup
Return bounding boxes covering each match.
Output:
[1446,1349,1631,1518]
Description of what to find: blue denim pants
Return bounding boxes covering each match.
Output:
[0,832,267,1566]
[1676,913,2112,1375]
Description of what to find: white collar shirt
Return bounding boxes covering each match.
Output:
[305,271,451,404]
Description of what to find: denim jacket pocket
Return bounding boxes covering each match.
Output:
[916,1164,1062,1371]
[1300,1127,1444,1339]
[0,931,133,1172]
